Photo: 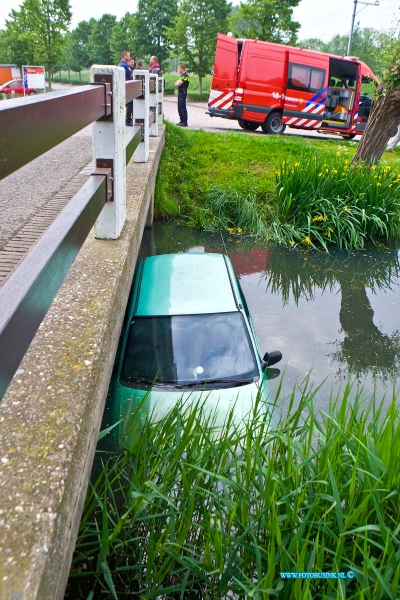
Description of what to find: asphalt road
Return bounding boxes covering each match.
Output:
[162,96,358,142]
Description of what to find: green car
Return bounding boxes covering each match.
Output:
[106,253,282,443]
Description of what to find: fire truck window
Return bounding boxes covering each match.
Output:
[288,63,325,93]
[310,69,324,90]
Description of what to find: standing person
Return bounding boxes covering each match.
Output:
[136,60,143,69]
[175,64,190,127]
[387,125,400,152]
[149,56,162,75]
[118,50,133,126]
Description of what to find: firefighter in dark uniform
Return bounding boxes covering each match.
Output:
[175,64,190,127]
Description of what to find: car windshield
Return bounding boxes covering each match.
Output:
[121,312,259,389]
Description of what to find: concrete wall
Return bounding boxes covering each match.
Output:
[0,127,165,600]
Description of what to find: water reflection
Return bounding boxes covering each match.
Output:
[264,247,400,380]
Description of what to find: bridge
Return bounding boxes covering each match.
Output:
[0,66,165,599]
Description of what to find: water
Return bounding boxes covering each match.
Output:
[138,222,400,411]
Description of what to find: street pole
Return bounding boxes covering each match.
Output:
[347,0,380,56]
[347,0,357,56]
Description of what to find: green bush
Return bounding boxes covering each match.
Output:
[274,155,400,250]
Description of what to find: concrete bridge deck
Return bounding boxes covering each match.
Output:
[0,128,165,600]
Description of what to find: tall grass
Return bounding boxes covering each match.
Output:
[274,155,400,250]
[67,382,400,599]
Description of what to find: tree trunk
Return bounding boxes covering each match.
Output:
[79,70,81,82]
[351,85,400,166]
[47,67,52,91]
[199,76,202,94]
[68,69,71,83]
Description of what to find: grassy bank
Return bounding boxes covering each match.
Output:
[155,123,400,250]
[66,384,400,599]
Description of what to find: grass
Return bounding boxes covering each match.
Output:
[66,381,400,599]
[155,123,400,251]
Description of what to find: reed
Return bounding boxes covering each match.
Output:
[67,381,400,599]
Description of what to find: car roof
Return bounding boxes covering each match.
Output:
[135,253,239,316]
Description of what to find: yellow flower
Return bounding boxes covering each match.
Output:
[303,236,311,245]
[343,206,349,211]
[332,169,338,174]
[294,162,300,167]
[228,227,234,233]
[313,215,323,221]
[377,183,382,186]
[318,172,323,177]
[289,241,295,245]
[237,227,242,234]
[389,184,393,188]
[370,165,376,171]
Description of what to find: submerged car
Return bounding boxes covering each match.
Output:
[106,253,282,443]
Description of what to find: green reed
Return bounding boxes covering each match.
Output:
[66,381,400,599]
[274,155,400,250]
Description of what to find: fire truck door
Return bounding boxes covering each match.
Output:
[208,33,238,111]
[283,62,326,129]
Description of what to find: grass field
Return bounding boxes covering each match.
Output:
[155,123,400,250]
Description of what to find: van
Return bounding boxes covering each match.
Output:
[207,33,376,139]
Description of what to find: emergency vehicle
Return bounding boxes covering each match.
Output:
[207,33,376,138]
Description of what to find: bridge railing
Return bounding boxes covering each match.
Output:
[0,65,164,400]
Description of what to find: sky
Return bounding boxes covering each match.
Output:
[0,0,399,42]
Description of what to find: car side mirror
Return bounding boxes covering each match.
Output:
[262,350,282,367]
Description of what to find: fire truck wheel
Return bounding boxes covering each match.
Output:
[341,134,356,140]
[262,112,286,134]
[238,119,259,131]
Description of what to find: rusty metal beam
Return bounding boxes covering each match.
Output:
[0,174,107,400]
[125,80,143,104]
[126,125,142,163]
[0,85,108,180]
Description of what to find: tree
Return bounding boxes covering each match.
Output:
[0,29,13,63]
[134,0,178,66]
[87,14,116,65]
[110,13,137,64]
[298,38,328,53]
[230,0,300,45]
[352,31,400,166]
[5,0,71,89]
[168,0,231,93]
[300,28,396,79]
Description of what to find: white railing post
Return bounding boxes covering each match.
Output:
[157,76,164,125]
[149,74,158,137]
[91,65,126,239]
[133,70,149,163]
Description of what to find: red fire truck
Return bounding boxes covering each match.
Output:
[207,33,376,139]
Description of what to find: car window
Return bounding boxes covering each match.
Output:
[121,312,259,388]
[10,81,19,88]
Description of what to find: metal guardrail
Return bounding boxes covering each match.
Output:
[0,66,164,400]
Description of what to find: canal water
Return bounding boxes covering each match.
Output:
[138,221,400,412]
